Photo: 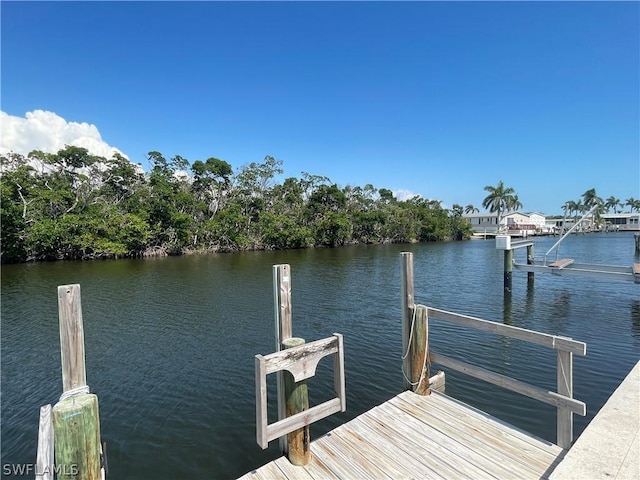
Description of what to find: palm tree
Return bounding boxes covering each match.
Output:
[581,188,602,210]
[604,196,621,213]
[625,197,639,213]
[506,194,523,213]
[482,181,517,231]
[464,204,479,214]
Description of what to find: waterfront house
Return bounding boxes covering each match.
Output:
[464,212,550,236]
[600,212,640,231]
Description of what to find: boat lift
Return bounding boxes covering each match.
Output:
[496,204,640,285]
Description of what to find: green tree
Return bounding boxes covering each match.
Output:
[604,196,621,214]
[624,197,639,213]
[482,181,517,230]
[464,204,479,214]
[581,188,601,210]
[191,157,233,218]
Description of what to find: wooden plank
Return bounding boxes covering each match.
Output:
[273,456,316,480]
[401,252,414,390]
[389,395,553,478]
[632,263,640,275]
[263,336,339,382]
[431,352,586,415]
[273,264,292,453]
[332,417,441,479]
[429,370,446,393]
[57,285,87,392]
[255,355,268,449]
[346,414,447,480]
[265,398,342,443]
[243,461,284,480]
[259,461,289,480]
[549,258,574,268]
[400,392,563,466]
[315,430,395,479]
[312,434,374,479]
[377,401,526,479]
[364,405,496,480]
[556,349,574,449]
[333,333,346,412]
[36,404,54,480]
[417,392,564,457]
[296,454,342,480]
[427,307,586,355]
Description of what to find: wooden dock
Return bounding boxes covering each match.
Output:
[240,389,565,480]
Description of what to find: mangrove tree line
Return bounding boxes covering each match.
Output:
[0,147,473,263]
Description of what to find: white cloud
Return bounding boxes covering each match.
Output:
[392,189,421,201]
[0,110,128,160]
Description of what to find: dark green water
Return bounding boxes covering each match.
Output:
[2,234,639,479]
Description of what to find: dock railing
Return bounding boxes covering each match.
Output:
[401,252,587,449]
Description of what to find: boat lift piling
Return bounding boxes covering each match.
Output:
[496,236,534,292]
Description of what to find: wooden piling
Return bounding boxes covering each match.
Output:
[282,337,311,466]
[273,265,293,453]
[53,284,102,480]
[504,249,513,292]
[58,285,87,392]
[410,305,430,395]
[635,234,640,255]
[52,395,102,480]
[527,244,535,283]
[401,252,415,390]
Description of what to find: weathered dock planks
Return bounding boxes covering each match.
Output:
[238,390,566,480]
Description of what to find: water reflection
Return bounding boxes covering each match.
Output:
[632,300,640,339]
[503,290,512,325]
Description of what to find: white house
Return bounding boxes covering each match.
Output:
[503,212,548,233]
[600,212,640,231]
[464,212,549,235]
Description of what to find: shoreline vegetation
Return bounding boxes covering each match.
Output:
[1,148,474,264]
[4,148,635,265]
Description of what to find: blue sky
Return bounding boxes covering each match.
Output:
[2,1,638,215]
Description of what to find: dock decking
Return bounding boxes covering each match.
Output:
[239,390,565,480]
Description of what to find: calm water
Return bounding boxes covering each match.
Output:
[2,233,639,479]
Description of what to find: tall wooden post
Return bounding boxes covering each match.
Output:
[410,305,430,395]
[273,265,293,453]
[401,252,414,390]
[527,244,535,283]
[504,250,513,292]
[282,337,311,465]
[52,285,102,480]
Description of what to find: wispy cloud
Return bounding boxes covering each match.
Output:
[0,110,128,159]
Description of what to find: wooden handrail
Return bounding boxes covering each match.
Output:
[427,307,586,355]
[401,252,587,449]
